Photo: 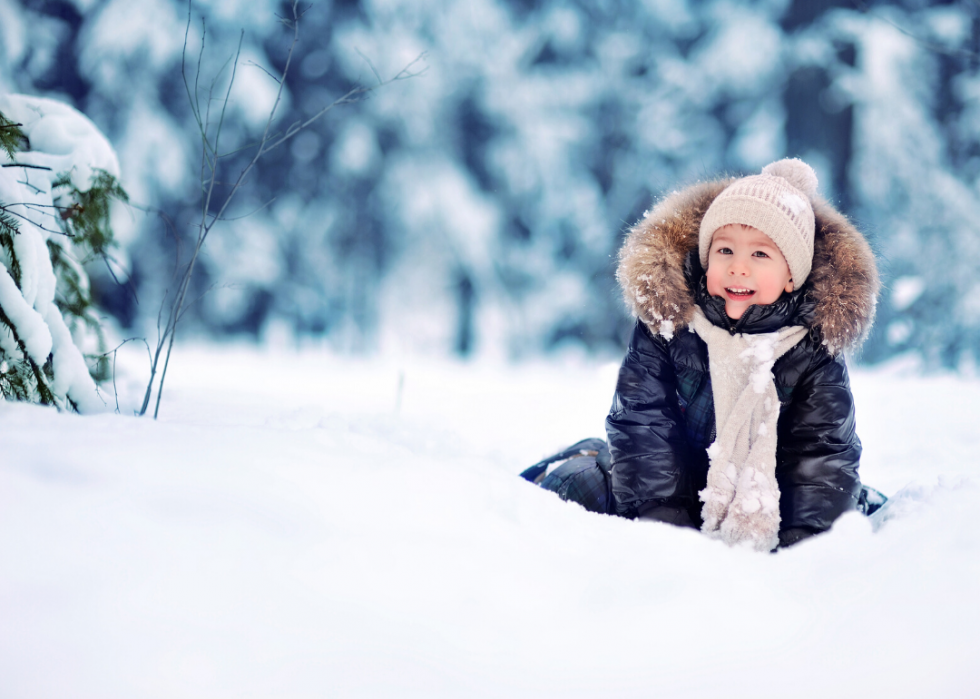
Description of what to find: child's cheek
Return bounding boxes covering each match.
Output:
[705,265,723,298]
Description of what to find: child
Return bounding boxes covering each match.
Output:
[522,159,883,551]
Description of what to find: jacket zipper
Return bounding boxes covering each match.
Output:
[731,307,756,335]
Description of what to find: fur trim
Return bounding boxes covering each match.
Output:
[617,178,880,355]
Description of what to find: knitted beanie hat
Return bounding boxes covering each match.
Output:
[699,158,818,285]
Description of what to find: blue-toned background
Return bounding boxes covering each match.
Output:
[2,0,978,366]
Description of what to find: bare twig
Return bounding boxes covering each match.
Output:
[99,337,151,413]
[0,204,74,237]
[181,6,205,133]
[8,201,77,216]
[15,179,43,195]
[127,200,184,277]
[1,163,53,170]
[214,196,277,222]
[176,281,231,324]
[101,251,139,306]
[147,29,244,419]
[245,60,282,85]
[138,0,423,418]
[355,47,383,85]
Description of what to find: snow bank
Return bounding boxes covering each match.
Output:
[1,349,978,698]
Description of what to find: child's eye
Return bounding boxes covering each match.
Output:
[752,250,770,258]
[715,247,732,255]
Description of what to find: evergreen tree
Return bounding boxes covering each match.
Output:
[0,97,126,411]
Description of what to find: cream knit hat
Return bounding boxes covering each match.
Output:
[698,158,818,285]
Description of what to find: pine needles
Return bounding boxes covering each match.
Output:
[0,107,127,408]
[0,113,24,160]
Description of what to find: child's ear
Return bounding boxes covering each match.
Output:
[785,278,794,293]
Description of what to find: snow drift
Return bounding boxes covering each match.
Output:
[1,347,977,698]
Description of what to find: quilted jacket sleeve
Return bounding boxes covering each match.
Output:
[776,348,863,533]
[606,321,693,518]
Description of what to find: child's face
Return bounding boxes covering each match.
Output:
[705,224,794,320]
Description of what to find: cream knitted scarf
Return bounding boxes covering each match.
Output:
[689,308,808,551]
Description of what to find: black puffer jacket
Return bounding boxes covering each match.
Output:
[608,179,880,542]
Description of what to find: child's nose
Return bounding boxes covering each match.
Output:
[729,259,749,275]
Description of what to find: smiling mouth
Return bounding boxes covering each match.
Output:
[725,287,755,299]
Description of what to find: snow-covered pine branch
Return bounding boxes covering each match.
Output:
[0,94,127,413]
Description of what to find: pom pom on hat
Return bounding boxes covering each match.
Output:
[699,158,818,286]
[762,158,818,198]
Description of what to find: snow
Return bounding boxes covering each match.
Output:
[741,332,778,394]
[2,346,978,698]
[227,48,290,129]
[3,94,120,189]
[82,0,183,78]
[0,266,53,362]
[888,319,913,346]
[729,99,785,170]
[331,121,380,176]
[892,275,925,311]
[778,190,808,216]
[692,9,782,96]
[0,94,117,411]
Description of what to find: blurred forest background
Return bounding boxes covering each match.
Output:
[1,0,979,368]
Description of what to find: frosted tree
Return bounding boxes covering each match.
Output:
[834,7,980,367]
[0,94,127,412]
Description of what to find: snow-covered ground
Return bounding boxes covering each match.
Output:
[2,346,978,698]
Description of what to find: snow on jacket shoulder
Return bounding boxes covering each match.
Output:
[607,179,880,535]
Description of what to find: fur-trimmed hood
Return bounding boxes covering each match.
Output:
[617,178,880,355]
